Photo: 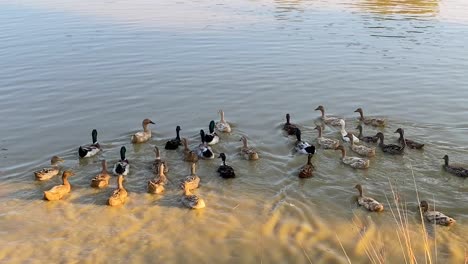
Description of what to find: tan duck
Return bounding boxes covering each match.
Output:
[356,125,378,143]
[335,145,370,169]
[355,184,384,212]
[216,109,232,133]
[90,160,111,188]
[299,154,314,178]
[152,146,169,174]
[346,133,376,157]
[240,136,259,160]
[283,113,298,135]
[395,128,424,149]
[34,156,64,181]
[314,125,339,149]
[108,175,128,206]
[131,118,155,143]
[182,138,199,163]
[354,108,386,127]
[442,155,468,177]
[181,182,205,209]
[420,201,455,226]
[43,170,74,201]
[314,105,342,126]
[180,162,200,190]
[148,163,167,194]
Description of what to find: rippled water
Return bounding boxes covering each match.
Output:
[1,0,467,262]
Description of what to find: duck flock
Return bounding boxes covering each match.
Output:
[34,106,464,226]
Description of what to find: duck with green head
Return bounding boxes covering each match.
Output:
[78,129,101,158]
[204,120,219,145]
[113,146,129,176]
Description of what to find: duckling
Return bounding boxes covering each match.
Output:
[315,105,342,126]
[90,160,111,188]
[299,154,314,178]
[108,175,128,206]
[356,125,378,143]
[180,162,200,190]
[354,108,386,127]
[131,118,155,143]
[335,145,370,169]
[78,129,101,158]
[240,136,259,160]
[346,133,376,157]
[204,120,219,145]
[295,128,316,154]
[148,163,167,194]
[34,156,64,181]
[339,119,359,142]
[314,125,339,149]
[152,146,168,174]
[216,110,232,133]
[354,184,384,212]
[165,126,182,150]
[283,113,298,135]
[113,146,129,176]
[196,130,215,159]
[43,170,75,201]
[395,128,424,149]
[181,182,205,209]
[420,201,455,226]
[375,132,405,155]
[217,153,235,178]
[182,138,199,163]
[442,155,468,177]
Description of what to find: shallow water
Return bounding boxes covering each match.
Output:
[0,0,467,262]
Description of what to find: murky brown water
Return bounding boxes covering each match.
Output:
[1,0,467,263]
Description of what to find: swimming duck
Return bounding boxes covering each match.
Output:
[131,118,155,143]
[295,128,316,154]
[354,184,384,212]
[152,146,168,174]
[43,170,74,201]
[356,125,378,143]
[299,154,314,178]
[217,153,236,178]
[181,182,205,209]
[283,113,298,135]
[108,174,128,206]
[204,120,219,145]
[335,145,370,169]
[182,138,199,163]
[196,130,215,159]
[148,163,167,194]
[442,155,468,177]
[354,108,386,127]
[165,126,182,150]
[113,146,129,176]
[394,128,424,149]
[180,162,200,190]
[34,156,64,181]
[240,136,259,160]
[314,105,342,126]
[419,201,455,226]
[216,110,232,133]
[375,132,405,155]
[78,129,101,158]
[346,133,376,157]
[314,125,339,149]
[90,160,111,188]
[339,119,359,142]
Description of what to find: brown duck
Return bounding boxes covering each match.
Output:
[394,128,424,149]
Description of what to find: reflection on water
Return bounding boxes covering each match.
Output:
[358,0,439,16]
[274,0,306,22]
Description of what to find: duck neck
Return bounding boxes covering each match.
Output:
[143,123,151,133]
[286,114,291,125]
[221,156,227,166]
[444,157,449,166]
[356,185,363,197]
[357,127,363,138]
[184,187,191,196]
[155,147,161,160]
[242,138,248,148]
[358,111,364,120]
[101,160,107,173]
[319,109,325,118]
[307,154,312,165]
[159,169,166,181]
[117,175,124,189]
[176,128,181,140]
[348,135,354,146]
[62,174,71,187]
[190,163,197,176]
[378,135,385,146]
[183,139,189,151]
[220,111,225,122]
[340,147,346,159]
[317,127,322,138]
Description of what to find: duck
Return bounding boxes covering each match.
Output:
[43,170,75,201]
[283,113,298,135]
[339,119,359,142]
[131,118,155,143]
[182,138,199,163]
[196,130,215,159]
[354,108,386,127]
[295,128,316,154]
[335,145,370,169]
[394,128,424,149]
[113,146,129,176]
[78,129,101,158]
[314,125,339,149]
[375,132,405,155]
[354,184,384,212]
[204,120,219,145]
[314,105,343,126]
[216,109,232,133]
[90,160,111,188]
[346,133,376,157]
[165,126,182,150]
[108,174,128,206]
[419,201,455,226]
[240,136,259,160]
[148,163,167,194]
[180,162,200,190]
[217,153,235,178]
[34,156,64,181]
[152,146,168,174]
[356,125,378,143]
[181,182,205,209]
[299,154,314,178]
[442,155,468,177]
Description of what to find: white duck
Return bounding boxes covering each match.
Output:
[339,119,359,143]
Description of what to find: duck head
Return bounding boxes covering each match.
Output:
[200,130,206,144]
[419,200,429,212]
[394,128,404,136]
[91,129,98,144]
[375,132,384,143]
[209,120,216,133]
[51,156,64,165]
[120,146,127,161]
[442,155,449,166]
[285,113,291,124]
[354,184,363,196]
